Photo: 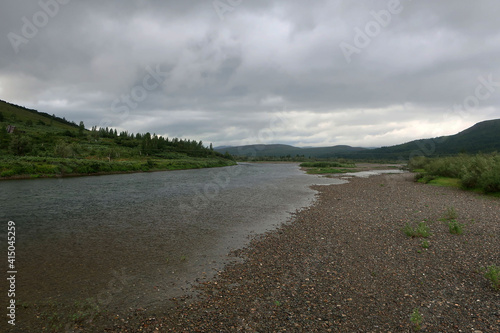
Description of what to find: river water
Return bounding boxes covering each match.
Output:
[0,163,347,320]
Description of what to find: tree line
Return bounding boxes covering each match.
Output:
[0,116,231,160]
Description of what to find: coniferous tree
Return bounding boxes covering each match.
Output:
[79,121,85,136]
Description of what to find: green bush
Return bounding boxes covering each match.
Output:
[404,221,431,238]
[408,156,428,171]
[410,153,500,193]
[442,207,458,220]
[448,220,464,235]
[0,170,16,177]
[410,308,423,331]
[35,164,59,174]
[482,265,500,290]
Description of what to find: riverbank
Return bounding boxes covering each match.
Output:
[0,156,236,180]
[109,173,499,332]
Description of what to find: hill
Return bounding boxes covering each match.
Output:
[0,99,81,132]
[335,119,500,160]
[0,99,235,178]
[215,144,367,158]
[217,119,500,161]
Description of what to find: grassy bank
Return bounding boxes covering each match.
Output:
[299,161,356,174]
[1,100,237,179]
[0,156,236,179]
[409,153,500,194]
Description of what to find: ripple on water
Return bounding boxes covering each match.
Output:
[0,163,349,325]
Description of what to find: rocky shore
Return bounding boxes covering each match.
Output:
[110,173,499,332]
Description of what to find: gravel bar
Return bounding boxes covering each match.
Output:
[109,173,500,332]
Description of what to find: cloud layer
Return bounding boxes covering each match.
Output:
[1,0,499,147]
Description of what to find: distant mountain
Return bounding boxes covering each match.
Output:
[215,144,367,158]
[336,118,500,160]
[216,119,500,160]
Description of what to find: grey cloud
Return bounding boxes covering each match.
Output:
[1,0,499,147]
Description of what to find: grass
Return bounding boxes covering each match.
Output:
[0,156,236,179]
[442,207,458,220]
[448,220,465,235]
[305,168,353,174]
[300,161,356,175]
[410,308,423,331]
[421,240,430,249]
[427,177,461,188]
[404,221,432,238]
[482,265,500,290]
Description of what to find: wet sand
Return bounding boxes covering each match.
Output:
[109,173,500,332]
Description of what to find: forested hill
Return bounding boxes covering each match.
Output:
[0,99,230,159]
[217,119,500,161]
[0,99,234,178]
[335,119,500,160]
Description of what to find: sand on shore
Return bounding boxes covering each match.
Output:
[107,173,499,332]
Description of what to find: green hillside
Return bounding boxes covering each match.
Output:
[0,99,235,178]
[218,119,500,161]
[0,99,80,132]
[336,119,500,160]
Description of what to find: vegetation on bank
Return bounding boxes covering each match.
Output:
[0,156,234,179]
[409,153,500,194]
[482,265,500,290]
[299,160,356,174]
[0,100,235,179]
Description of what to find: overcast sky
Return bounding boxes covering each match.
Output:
[1,1,499,147]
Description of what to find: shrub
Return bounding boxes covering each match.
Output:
[411,153,500,194]
[442,207,458,220]
[35,164,58,174]
[0,169,16,177]
[408,156,427,171]
[410,308,423,331]
[448,220,464,235]
[404,221,431,238]
[482,265,500,290]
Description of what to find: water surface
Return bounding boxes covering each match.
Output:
[0,163,345,317]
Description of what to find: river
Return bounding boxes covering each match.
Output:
[1,163,347,325]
